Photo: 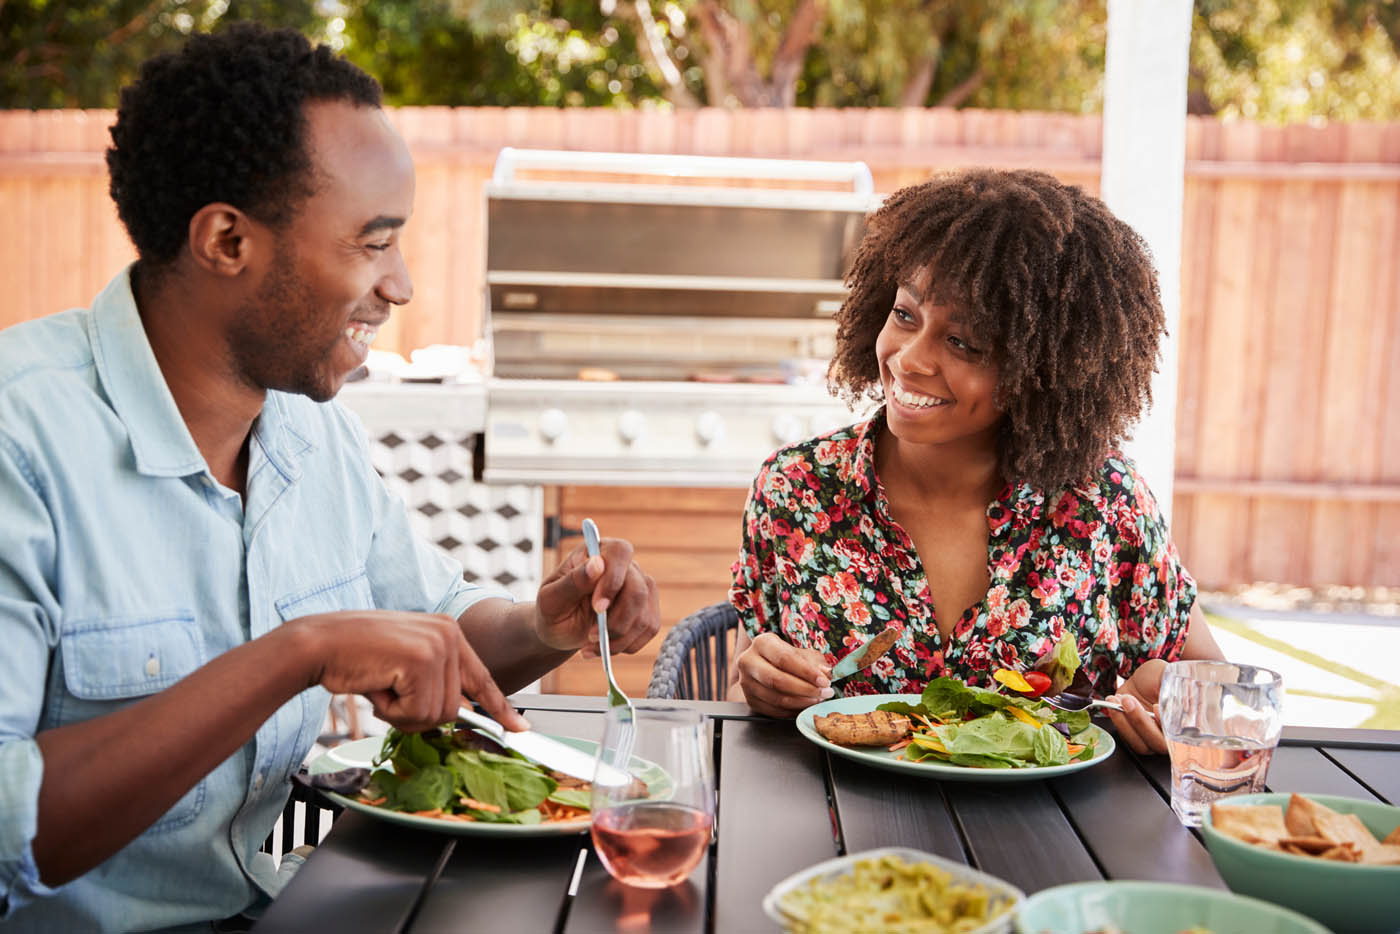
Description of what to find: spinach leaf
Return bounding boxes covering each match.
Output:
[920,677,980,718]
[1055,709,1093,735]
[396,764,456,812]
[948,752,1028,768]
[366,768,403,807]
[875,700,926,716]
[401,733,443,770]
[946,715,1036,760]
[1032,723,1071,766]
[548,788,592,810]
[446,750,509,811]
[497,762,557,811]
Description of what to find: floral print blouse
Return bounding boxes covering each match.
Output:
[729,413,1196,698]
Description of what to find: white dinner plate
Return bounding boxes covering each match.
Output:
[307,735,670,836]
[796,693,1115,782]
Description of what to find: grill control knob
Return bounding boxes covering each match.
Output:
[696,411,725,446]
[771,413,804,445]
[618,409,647,445]
[538,408,568,443]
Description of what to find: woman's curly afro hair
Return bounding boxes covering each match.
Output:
[106,22,381,270]
[830,168,1165,494]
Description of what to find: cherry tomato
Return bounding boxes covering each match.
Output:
[1022,671,1052,697]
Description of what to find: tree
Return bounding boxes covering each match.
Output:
[3,0,1399,120]
[0,0,327,109]
[1190,0,1400,120]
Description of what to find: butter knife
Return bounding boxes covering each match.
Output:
[457,707,633,787]
[829,626,901,681]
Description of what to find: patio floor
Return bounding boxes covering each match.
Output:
[1202,602,1400,730]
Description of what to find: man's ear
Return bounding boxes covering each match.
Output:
[187,203,258,277]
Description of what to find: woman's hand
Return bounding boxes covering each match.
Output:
[734,631,834,718]
[1106,658,1168,755]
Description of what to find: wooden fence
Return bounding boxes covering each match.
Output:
[1,107,1397,590]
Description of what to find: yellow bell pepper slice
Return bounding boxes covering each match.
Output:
[1006,705,1044,729]
[993,668,1034,693]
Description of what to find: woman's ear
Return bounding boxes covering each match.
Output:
[186,203,256,277]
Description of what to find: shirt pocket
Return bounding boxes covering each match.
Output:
[274,567,375,622]
[59,612,207,833]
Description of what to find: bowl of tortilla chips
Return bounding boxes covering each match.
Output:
[1201,792,1400,933]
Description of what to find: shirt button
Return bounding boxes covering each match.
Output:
[144,655,160,677]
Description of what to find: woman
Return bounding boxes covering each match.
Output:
[727,169,1223,754]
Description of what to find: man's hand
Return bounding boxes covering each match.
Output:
[1106,658,1168,755]
[533,537,659,658]
[735,632,834,718]
[292,610,528,732]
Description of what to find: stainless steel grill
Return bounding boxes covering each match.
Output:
[482,149,877,486]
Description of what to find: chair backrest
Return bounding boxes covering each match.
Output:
[647,602,740,700]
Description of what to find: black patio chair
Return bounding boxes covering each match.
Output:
[259,770,344,861]
[647,601,740,701]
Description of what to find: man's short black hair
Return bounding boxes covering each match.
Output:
[106,22,382,269]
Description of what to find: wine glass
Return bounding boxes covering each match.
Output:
[590,705,714,889]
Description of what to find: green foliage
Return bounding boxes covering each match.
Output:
[1191,0,1400,120]
[0,0,328,108]
[337,0,663,106]
[3,0,1398,119]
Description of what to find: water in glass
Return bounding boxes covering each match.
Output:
[1158,660,1283,827]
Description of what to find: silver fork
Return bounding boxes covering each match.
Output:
[581,518,636,771]
[1039,692,1126,715]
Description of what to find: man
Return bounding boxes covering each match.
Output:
[0,24,659,932]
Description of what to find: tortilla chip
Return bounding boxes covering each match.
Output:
[1314,811,1383,852]
[1318,844,1361,862]
[1383,825,1400,846]
[1212,803,1289,845]
[1285,793,1321,836]
[1281,843,1314,856]
[1360,843,1400,866]
[1277,835,1336,854]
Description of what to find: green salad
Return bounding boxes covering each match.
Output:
[358,725,593,824]
[877,677,1100,769]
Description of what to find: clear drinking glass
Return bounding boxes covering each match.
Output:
[590,705,714,889]
[1158,660,1284,827]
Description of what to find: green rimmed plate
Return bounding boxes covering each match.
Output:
[307,734,671,836]
[795,693,1114,782]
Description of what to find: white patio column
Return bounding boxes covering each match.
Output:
[1100,0,1192,522]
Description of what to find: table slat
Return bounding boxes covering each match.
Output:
[1316,747,1400,804]
[565,849,708,934]
[412,836,586,934]
[1051,749,1223,887]
[942,782,1102,893]
[826,757,966,861]
[1265,745,1382,800]
[713,720,836,933]
[251,810,451,934]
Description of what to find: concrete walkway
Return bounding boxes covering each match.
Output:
[1201,601,1400,731]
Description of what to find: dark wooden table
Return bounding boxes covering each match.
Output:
[254,695,1400,934]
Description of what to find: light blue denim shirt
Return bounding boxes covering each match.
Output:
[0,268,502,932]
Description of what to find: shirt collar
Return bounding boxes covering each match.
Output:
[850,412,882,501]
[90,265,310,480]
[851,407,1045,521]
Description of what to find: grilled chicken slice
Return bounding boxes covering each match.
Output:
[813,711,911,747]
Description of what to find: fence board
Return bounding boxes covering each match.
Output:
[2,107,1398,588]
